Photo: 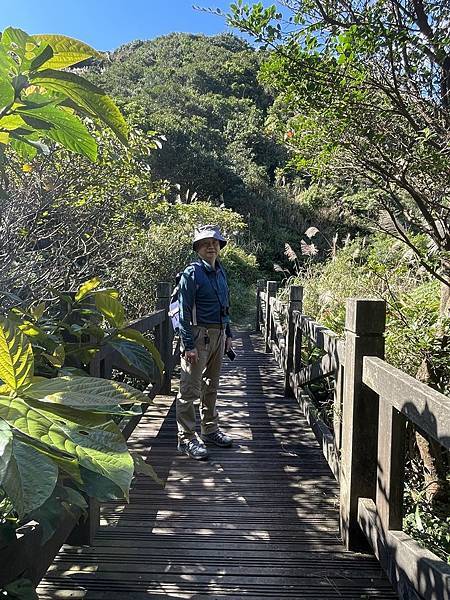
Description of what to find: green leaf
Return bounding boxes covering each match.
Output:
[3,578,39,600]
[26,482,83,544]
[0,317,34,391]
[132,452,162,485]
[0,78,15,110]
[32,34,102,70]
[0,114,32,131]
[17,103,97,161]
[9,136,38,160]
[0,395,134,498]
[0,45,17,76]
[1,437,58,518]
[0,417,13,482]
[95,291,125,328]
[20,436,82,484]
[42,344,65,368]
[28,43,54,71]
[118,328,164,374]
[109,339,159,381]
[75,276,101,301]
[1,27,31,61]
[24,375,147,408]
[30,301,45,320]
[78,465,125,502]
[31,69,128,144]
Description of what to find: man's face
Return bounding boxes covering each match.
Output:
[197,237,221,262]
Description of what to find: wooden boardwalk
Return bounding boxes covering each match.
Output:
[38,331,397,599]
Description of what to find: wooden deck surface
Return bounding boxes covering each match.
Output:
[38,331,397,599]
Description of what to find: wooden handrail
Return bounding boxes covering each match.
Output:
[71,281,178,546]
[255,280,450,600]
[363,356,450,446]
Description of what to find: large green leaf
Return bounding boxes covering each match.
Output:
[17,103,97,161]
[109,339,158,381]
[0,417,13,482]
[95,291,125,328]
[9,136,38,160]
[24,375,147,408]
[15,431,83,484]
[75,276,101,301]
[2,578,39,600]
[0,114,30,131]
[33,34,102,70]
[78,465,125,502]
[0,317,34,391]
[31,69,128,144]
[0,78,15,110]
[0,27,30,61]
[132,452,163,486]
[0,45,17,76]
[118,328,164,374]
[0,395,134,497]
[1,437,58,518]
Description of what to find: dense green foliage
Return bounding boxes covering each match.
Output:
[228,1,450,292]
[87,32,346,272]
[0,28,127,162]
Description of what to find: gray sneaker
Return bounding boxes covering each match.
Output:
[202,429,233,448]
[177,437,208,460]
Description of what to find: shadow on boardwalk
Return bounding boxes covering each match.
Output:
[38,331,398,599]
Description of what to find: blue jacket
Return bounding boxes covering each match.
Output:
[179,259,231,351]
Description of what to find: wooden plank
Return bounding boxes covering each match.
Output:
[363,356,450,448]
[294,353,335,386]
[293,312,345,364]
[358,498,450,600]
[38,331,396,600]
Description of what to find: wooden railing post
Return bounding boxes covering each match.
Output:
[284,285,303,396]
[156,282,172,395]
[264,281,277,353]
[340,298,386,551]
[255,279,265,332]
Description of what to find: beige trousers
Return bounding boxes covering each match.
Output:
[176,325,225,442]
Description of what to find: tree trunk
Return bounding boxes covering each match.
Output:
[414,274,449,503]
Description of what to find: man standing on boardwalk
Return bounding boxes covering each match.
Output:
[176,225,234,460]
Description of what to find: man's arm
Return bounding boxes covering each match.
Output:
[178,268,196,351]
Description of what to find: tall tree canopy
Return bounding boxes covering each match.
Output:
[228,0,450,311]
[90,32,284,202]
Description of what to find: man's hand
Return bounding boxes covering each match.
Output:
[185,349,199,365]
[225,337,233,353]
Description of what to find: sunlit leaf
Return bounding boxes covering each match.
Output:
[0,395,134,497]
[24,375,147,408]
[95,291,125,328]
[0,317,34,391]
[118,328,164,374]
[17,103,97,161]
[75,276,101,301]
[1,437,58,517]
[31,69,128,144]
[0,417,13,482]
[33,34,102,70]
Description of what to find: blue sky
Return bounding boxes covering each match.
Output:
[0,1,243,51]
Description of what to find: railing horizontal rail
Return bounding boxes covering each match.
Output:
[363,356,450,448]
[293,312,345,364]
[256,281,450,600]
